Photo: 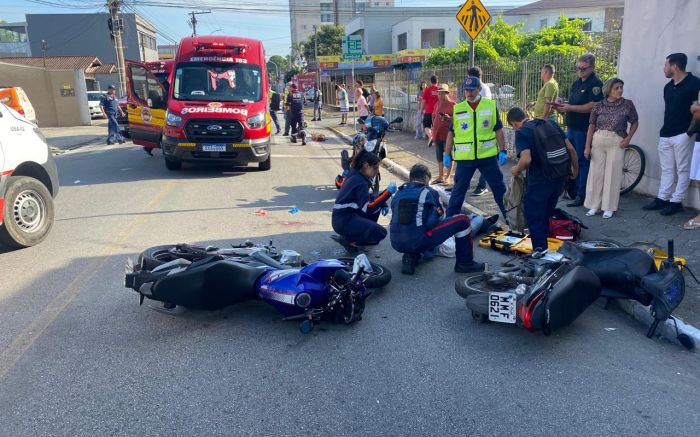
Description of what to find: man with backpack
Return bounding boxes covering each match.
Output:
[506,107,579,252]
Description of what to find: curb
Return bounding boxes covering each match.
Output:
[328,125,700,354]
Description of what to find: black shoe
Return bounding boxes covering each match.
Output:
[471,187,489,197]
[282,133,289,137]
[659,201,683,216]
[301,139,307,146]
[275,130,281,135]
[642,197,668,210]
[118,140,125,144]
[454,261,485,274]
[566,197,584,207]
[290,135,297,143]
[401,253,421,275]
[107,141,113,145]
[311,118,317,121]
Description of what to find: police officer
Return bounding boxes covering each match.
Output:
[559,53,604,207]
[99,84,125,145]
[443,76,508,220]
[286,83,307,145]
[390,164,479,275]
[506,107,579,252]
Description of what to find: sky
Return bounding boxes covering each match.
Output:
[0,0,534,57]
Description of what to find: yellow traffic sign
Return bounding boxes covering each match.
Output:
[456,0,491,40]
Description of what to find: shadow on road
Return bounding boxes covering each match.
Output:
[234,184,338,213]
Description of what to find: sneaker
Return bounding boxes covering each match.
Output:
[566,197,584,207]
[282,133,289,137]
[659,201,683,216]
[472,187,489,197]
[454,261,485,274]
[401,253,418,275]
[118,140,125,144]
[642,197,668,210]
[586,208,598,216]
[275,130,281,135]
[311,118,317,121]
[107,141,113,145]
[290,135,297,143]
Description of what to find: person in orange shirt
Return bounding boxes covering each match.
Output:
[373,91,384,117]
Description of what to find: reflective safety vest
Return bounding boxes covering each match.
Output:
[452,98,498,161]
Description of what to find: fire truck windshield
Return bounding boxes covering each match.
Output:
[173,63,262,102]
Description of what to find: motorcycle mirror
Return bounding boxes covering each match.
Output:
[353,254,373,275]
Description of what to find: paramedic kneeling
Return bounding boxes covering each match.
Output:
[507,107,579,252]
[332,151,396,250]
[390,164,482,275]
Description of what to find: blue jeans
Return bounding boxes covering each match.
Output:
[567,129,589,199]
[270,110,280,132]
[106,112,124,143]
[447,158,507,218]
[523,181,564,252]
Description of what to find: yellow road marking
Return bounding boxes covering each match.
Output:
[0,181,176,381]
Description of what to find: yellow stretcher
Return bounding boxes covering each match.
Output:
[478,230,564,255]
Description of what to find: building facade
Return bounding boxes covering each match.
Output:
[0,22,30,57]
[503,0,624,33]
[289,0,396,48]
[25,13,158,65]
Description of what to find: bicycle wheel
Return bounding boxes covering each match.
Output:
[620,144,645,195]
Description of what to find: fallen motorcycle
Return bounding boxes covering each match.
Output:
[124,242,392,333]
[455,240,695,350]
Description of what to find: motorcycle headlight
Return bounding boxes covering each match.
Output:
[247,112,266,129]
[166,110,182,127]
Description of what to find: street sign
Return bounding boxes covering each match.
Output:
[341,35,363,60]
[456,0,491,41]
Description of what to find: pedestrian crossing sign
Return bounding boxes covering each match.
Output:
[456,0,491,41]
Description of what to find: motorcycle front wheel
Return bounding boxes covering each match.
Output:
[138,244,214,270]
[336,257,392,289]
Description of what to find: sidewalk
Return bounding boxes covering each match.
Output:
[309,112,700,338]
[41,119,108,150]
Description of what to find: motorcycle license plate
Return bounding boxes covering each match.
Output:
[488,292,517,323]
[202,143,226,152]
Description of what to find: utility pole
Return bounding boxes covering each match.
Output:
[189,10,211,37]
[313,25,320,88]
[108,0,127,96]
[41,39,47,69]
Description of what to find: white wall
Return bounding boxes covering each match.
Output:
[618,0,700,207]
[503,8,606,32]
[391,17,462,53]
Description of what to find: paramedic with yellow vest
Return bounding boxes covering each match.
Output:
[443,76,508,218]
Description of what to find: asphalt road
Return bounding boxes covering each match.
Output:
[1,133,699,436]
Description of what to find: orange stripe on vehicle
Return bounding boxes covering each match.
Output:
[0,198,4,223]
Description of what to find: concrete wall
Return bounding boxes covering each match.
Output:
[0,62,90,127]
[618,0,699,207]
[391,17,462,52]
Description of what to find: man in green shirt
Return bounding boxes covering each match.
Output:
[529,64,558,121]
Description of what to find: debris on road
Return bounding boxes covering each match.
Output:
[255,209,268,217]
[289,207,299,214]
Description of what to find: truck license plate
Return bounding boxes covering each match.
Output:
[202,144,226,152]
[488,292,517,323]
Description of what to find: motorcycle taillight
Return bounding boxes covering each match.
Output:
[520,290,545,330]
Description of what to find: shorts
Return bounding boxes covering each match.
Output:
[340,103,349,113]
[434,139,446,163]
[691,141,700,181]
[422,113,433,129]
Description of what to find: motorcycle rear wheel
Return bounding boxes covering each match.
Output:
[139,244,214,270]
[336,257,392,289]
[455,273,516,299]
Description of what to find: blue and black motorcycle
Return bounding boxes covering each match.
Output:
[124,241,391,333]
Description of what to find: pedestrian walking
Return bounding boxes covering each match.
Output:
[269,88,281,134]
[421,75,440,146]
[356,88,369,124]
[583,78,639,219]
[336,84,349,125]
[311,83,323,121]
[430,83,455,185]
[681,99,700,229]
[507,107,579,252]
[286,83,307,145]
[559,54,604,207]
[415,80,427,139]
[99,85,125,145]
[372,91,384,117]
[468,66,492,196]
[390,164,474,275]
[643,53,700,215]
[443,76,508,239]
[283,82,292,136]
[332,151,396,251]
[529,64,559,122]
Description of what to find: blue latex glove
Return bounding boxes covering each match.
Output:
[387,180,398,194]
[341,169,349,177]
[443,153,452,169]
[381,206,389,216]
[498,150,507,166]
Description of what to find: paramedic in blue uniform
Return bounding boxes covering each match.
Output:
[286,83,307,145]
[99,84,125,145]
[332,151,396,250]
[390,164,480,275]
[443,76,508,219]
[506,107,579,252]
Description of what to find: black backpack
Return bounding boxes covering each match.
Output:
[362,87,370,99]
[532,120,570,180]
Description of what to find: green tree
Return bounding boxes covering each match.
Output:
[300,25,344,62]
[266,55,288,78]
